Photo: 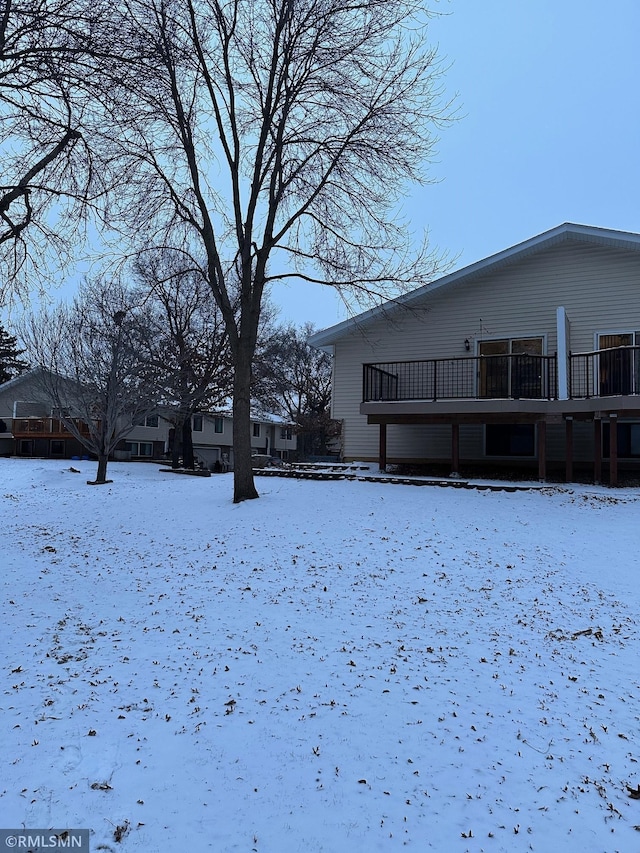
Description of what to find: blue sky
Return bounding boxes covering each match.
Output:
[7,1,638,333]
[278,0,640,329]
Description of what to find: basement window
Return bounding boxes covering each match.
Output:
[603,422,640,458]
[485,424,535,457]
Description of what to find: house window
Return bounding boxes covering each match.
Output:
[253,423,260,437]
[479,337,544,399]
[603,422,640,458]
[192,415,203,432]
[597,332,640,396]
[214,417,224,434]
[125,441,153,457]
[145,414,159,428]
[485,424,535,457]
[50,439,65,456]
[280,427,293,441]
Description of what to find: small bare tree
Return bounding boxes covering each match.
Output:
[254,322,338,457]
[88,0,451,500]
[21,278,162,483]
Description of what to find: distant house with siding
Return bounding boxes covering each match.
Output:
[0,371,296,469]
[309,223,640,485]
[0,368,90,459]
[122,409,296,468]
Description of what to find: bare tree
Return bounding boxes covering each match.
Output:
[21,278,162,483]
[90,0,451,500]
[133,248,233,468]
[254,322,339,457]
[0,0,101,301]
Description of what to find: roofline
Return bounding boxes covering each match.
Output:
[0,367,44,393]
[308,223,640,348]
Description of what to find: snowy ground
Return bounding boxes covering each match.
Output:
[2,459,640,852]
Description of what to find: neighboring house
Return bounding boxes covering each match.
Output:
[309,223,640,485]
[0,368,297,468]
[0,368,90,459]
[113,409,297,468]
[0,372,296,468]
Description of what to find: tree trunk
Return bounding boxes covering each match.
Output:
[232,346,259,503]
[96,453,109,483]
[182,416,195,469]
[170,426,181,468]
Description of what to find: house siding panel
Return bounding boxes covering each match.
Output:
[330,240,640,464]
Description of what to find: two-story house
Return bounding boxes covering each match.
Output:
[0,368,92,459]
[122,409,297,468]
[0,372,297,469]
[309,223,640,485]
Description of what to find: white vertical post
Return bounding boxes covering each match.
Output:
[556,306,570,400]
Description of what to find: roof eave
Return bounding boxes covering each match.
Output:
[308,223,640,348]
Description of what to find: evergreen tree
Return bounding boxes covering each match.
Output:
[0,325,29,384]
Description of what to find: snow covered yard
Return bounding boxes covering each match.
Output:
[2,459,640,852]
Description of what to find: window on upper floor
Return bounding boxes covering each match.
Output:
[145,414,159,428]
[280,427,292,441]
[192,414,203,431]
[253,423,260,437]
[214,417,224,434]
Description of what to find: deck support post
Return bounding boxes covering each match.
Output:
[609,414,618,487]
[379,422,387,473]
[594,418,602,484]
[450,422,460,477]
[537,420,547,482]
[565,417,573,483]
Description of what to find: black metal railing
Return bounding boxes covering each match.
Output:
[569,345,640,399]
[363,354,558,402]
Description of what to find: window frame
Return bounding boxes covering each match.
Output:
[478,335,545,399]
[596,330,640,396]
[125,441,154,457]
[50,439,65,456]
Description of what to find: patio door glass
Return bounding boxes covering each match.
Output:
[479,337,543,398]
[510,338,543,398]
[598,333,639,395]
[479,340,509,397]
